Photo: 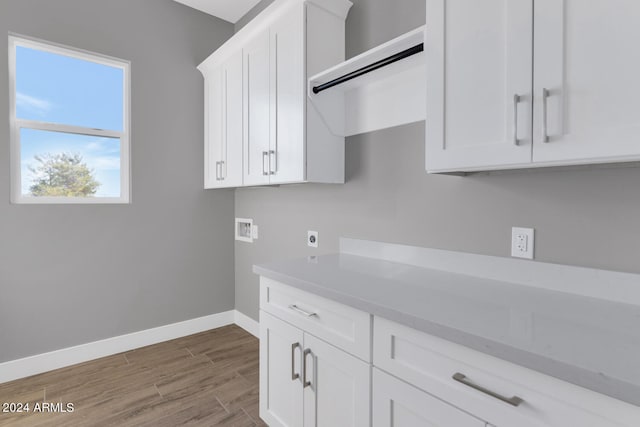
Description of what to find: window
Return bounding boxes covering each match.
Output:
[9,35,130,204]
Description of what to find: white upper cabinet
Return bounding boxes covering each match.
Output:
[199,0,351,188]
[532,0,640,165]
[243,30,271,186]
[426,0,533,172]
[201,50,243,188]
[426,0,640,173]
[270,1,305,184]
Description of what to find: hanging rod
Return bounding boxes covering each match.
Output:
[312,43,424,94]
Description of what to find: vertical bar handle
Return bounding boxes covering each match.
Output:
[262,151,269,176]
[513,94,521,146]
[215,161,221,181]
[269,150,276,175]
[220,160,225,180]
[291,342,300,381]
[542,88,550,143]
[303,349,312,388]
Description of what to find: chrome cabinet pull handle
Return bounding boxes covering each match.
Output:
[513,94,521,146]
[262,151,269,176]
[452,373,524,407]
[215,161,221,181]
[269,150,276,175]
[291,342,300,381]
[288,304,317,318]
[303,349,312,388]
[542,88,550,143]
[220,160,225,180]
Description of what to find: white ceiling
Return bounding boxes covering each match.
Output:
[174,0,263,23]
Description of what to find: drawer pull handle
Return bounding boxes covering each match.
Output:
[303,348,313,388]
[291,342,300,381]
[452,373,524,407]
[288,304,317,318]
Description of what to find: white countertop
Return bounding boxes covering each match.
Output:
[254,251,640,406]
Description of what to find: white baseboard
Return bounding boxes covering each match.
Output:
[234,310,259,337]
[0,310,259,384]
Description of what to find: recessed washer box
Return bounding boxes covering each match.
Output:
[235,218,254,243]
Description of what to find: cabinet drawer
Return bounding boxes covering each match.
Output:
[373,368,486,427]
[373,317,637,427]
[260,277,371,361]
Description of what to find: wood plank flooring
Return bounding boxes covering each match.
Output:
[0,325,267,426]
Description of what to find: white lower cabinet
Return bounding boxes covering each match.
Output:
[260,309,370,427]
[373,316,637,427]
[303,334,370,427]
[260,311,304,426]
[259,278,638,427]
[373,368,486,427]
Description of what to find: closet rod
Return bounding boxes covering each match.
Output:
[312,43,424,94]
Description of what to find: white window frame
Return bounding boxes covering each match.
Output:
[8,34,131,204]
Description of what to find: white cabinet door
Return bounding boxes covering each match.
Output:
[373,369,486,427]
[220,50,243,187]
[270,1,306,184]
[532,0,640,165]
[303,334,370,427]
[243,30,271,186]
[203,52,243,189]
[260,311,304,427]
[204,63,223,188]
[425,0,533,172]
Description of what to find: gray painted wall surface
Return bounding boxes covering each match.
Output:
[235,0,640,321]
[235,0,276,32]
[0,0,235,362]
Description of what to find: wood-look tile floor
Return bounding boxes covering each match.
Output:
[0,325,267,426]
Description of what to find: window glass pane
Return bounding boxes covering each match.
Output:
[20,129,121,198]
[16,45,124,131]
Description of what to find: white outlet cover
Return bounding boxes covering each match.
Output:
[511,227,534,259]
[308,230,319,248]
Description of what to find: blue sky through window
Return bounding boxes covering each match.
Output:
[16,44,124,198]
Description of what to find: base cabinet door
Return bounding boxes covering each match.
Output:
[260,311,304,427]
[373,369,487,427]
[303,334,370,427]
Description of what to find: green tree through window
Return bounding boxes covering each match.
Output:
[29,153,101,197]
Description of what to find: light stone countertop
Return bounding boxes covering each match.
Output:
[254,253,640,406]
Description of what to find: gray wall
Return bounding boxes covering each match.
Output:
[234,0,640,321]
[235,0,276,32]
[0,0,235,362]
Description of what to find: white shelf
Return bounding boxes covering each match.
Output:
[308,26,426,137]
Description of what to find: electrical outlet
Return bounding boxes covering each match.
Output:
[511,227,534,259]
[308,230,318,248]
